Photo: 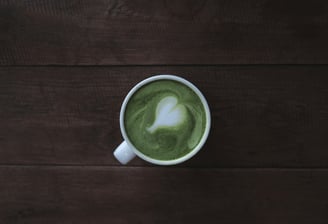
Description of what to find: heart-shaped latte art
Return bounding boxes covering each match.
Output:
[147,96,187,133]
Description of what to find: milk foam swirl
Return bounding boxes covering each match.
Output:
[147,96,187,133]
[124,80,206,160]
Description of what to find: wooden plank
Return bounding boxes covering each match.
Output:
[1,66,328,167]
[0,166,327,224]
[1,0,328,65]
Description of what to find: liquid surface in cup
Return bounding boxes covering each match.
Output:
[124,79,207,161]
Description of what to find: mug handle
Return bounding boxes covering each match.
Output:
[114,141,136,164]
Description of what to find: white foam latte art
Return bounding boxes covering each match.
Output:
[147,96,187,133]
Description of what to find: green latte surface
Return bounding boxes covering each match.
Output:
[124,80,207,161]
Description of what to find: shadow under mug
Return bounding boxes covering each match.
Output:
[114,75,211,165]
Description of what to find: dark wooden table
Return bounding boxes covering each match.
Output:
[1,1,328,223]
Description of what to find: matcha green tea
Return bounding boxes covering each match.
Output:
[124,80,207,161]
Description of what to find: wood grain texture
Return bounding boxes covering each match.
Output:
[1,0,327,223]
[1,66,328,167]
[1,0,328,65]
[0,166,328,224]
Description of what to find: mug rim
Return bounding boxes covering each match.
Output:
[120,74,211,165]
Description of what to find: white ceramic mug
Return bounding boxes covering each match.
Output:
[114,75,211,165]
